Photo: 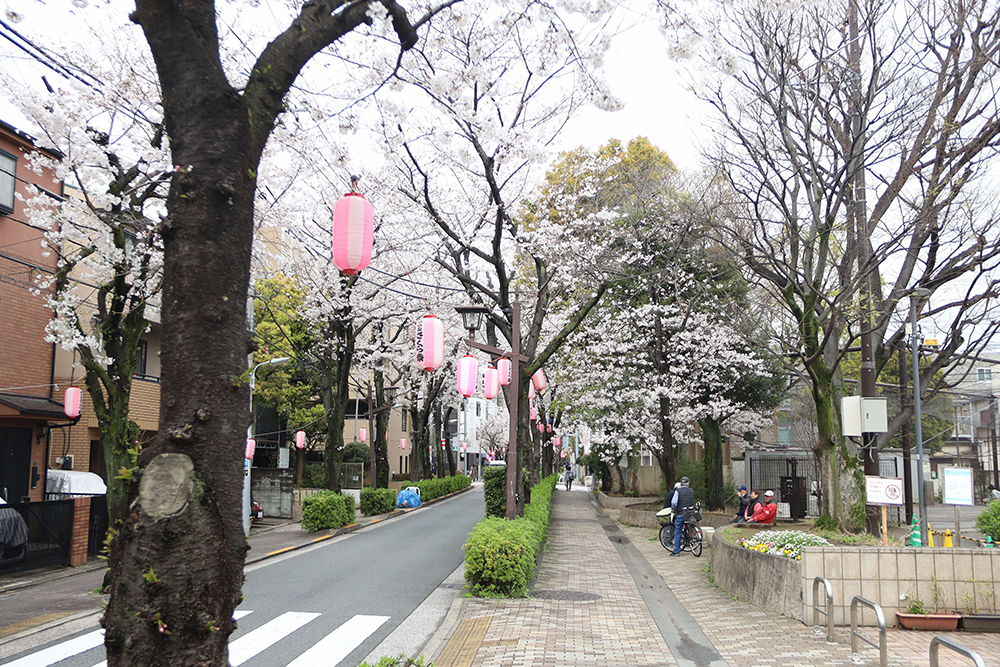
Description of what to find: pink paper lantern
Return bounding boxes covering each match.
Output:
[457,354,477,397]
[536,422,544,432]
[400,437,407,450]
[332,192,374,275]
[484,366,500,399]
[245,438,256,460]
[63,386,82,419]
[528,382,536,400]
[547,424,553,433]
[530,406,538,421]
[295,431,306,450]
[415,314,444,371]
[359,427,367,443]
[561,450,568,459]
[554,436,562,448]
[532,369,547,392]
[497,358,512,386]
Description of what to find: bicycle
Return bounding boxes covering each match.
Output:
[656,503,704,557]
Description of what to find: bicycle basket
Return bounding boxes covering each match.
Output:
[684,508,702,524]
[655,507,673,525]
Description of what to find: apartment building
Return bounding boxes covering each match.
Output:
[0,119,73,503]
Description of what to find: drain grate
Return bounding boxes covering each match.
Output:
[531,590,602,601]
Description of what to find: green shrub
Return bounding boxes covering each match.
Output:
[976,499,1000,541]
[813,514,838,531]
[463,517,537,597]
[411,474,471,502]
[359,656,430,667]
[301,490,356,532]
[301,463,326,489]
[483,466,507,517]
[464,473,557,597]
[360,487,397,516]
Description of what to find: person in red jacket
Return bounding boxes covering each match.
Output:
[747,490,777,524]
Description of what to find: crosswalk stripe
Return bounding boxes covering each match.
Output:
[1,628,104,667]
[228,611,320,666]
[86,611,256,667]
[287,615,390,667]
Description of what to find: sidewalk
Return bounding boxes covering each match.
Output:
[426,488,1000,667]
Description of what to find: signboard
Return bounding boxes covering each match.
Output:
[942,467,975,506]
[865,476,904,506]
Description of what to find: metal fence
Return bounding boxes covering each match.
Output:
[0,499,74,572]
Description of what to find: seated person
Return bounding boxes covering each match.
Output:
[730,485,751,524]
[985,484,1000,502]
[745,490,777,525]
[736,489,762,523]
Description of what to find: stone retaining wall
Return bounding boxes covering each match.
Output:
[711,530,803,620]
[711,529,1000,627]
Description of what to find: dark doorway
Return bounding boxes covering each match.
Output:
[0,427,33,502]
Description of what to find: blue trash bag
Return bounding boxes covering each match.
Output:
[396,488,423,508]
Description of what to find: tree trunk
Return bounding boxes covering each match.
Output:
[700,417,725,510]
[374,372,389,488]
[295,447,305,487]
[443,406,457,477]
[658,395,677,488]
[811,368,845,523]
[609,456,626,495]
[102,97,256,665]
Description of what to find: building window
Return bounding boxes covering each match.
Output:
[135,339,148,377]
[400,409,407,432]
[0,151,15,214]
[978,368,992,383]
[476,402,481,417]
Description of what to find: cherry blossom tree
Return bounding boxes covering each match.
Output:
[4,0,456,662]
[3,34,166,525]
[365,0,624,514]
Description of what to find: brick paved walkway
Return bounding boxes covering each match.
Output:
[429,488,1000,667]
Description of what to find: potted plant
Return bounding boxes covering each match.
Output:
[959,580,1000,633]
[896,588,961,631]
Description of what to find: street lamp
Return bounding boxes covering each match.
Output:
[910,288,931,546]
[455,302,528,519]
[244,356,291,536]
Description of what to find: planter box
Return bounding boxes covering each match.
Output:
[896,612,961,630]
[959,614,1000,633]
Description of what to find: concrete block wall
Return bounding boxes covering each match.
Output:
[800,547,1000,625]
[251,468,294,519]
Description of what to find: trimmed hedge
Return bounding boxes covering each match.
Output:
[410,474,471,502]
[360,487,397,516]
[483,465,506,518]
[301,490,356,532]
[463,473,557,597]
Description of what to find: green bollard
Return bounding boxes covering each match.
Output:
[987,536,995,549]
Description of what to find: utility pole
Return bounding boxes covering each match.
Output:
[899,342,914,524]
[848,0,881,535]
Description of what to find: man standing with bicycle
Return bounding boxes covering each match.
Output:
[669,476,695,556]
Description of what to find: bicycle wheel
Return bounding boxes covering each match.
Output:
[658,525,673,550]
[689,525,703,557]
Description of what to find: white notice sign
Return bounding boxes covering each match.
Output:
[865,476,904,506]
[942,467,975,506]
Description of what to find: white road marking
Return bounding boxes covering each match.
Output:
[228,611,320,666]
[86,610,255,667]
[287,615,390,667]
[1,629,103,667]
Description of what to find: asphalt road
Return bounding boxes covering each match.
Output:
[0,486,484,667]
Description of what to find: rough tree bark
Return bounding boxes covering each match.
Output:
[103,1,421,664]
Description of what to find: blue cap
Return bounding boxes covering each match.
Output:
[737,485,747,491]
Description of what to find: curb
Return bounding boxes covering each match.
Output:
[419,587,469,663]
[0,609,102,648]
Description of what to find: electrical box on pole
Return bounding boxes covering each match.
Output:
[841,396,889,437]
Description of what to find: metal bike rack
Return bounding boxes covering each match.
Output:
[850,596,886,667]
[812,577,835,642]
[929,636,987,667]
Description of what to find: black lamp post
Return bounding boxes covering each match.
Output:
[455,302,528,519]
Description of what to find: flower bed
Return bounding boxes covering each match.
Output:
[740,529,831,560]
